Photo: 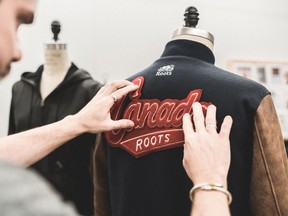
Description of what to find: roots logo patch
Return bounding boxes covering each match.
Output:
[156,64,175,76]
[105,76,211,157]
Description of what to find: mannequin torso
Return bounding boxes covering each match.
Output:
[40,43,71,101]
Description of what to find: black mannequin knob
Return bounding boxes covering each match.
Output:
[184,6,199,28]
[51,20,61,42]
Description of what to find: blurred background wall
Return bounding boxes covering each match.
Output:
[1,0,288,136]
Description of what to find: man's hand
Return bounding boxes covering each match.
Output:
[182,102,233,186]
[73,80,139,134]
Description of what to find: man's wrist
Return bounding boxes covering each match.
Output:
[193,175,227,188]
[190,183,232,204]
[63,115,86,135]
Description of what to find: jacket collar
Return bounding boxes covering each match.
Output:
[160,39,215,65]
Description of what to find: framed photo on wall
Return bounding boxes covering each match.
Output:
[228,60,288,140]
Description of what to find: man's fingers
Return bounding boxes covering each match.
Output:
[98,81,138,106]
[205,105,217,134]
[220,115,233,137]
[183,113,194,133]
[192,102,206,132]
[101,80,136,95]
[110,119,135,130]
[111,84,139,102]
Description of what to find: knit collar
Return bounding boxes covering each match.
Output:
[160,39,215,64]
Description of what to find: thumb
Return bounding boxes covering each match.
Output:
[111,119,135,130]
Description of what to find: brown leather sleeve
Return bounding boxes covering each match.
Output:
[251,95,288,216]
[92,133,111,216]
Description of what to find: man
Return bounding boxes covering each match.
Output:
[0,0,138,215]
[0,0,138,167]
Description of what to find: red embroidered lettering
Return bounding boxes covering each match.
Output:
[135,133,171,152]
[106,76,212,157]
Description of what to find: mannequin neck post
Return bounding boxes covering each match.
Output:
[172,27,214,51]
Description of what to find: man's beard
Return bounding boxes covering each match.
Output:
[0,64,11,81]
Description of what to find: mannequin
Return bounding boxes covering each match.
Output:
[92,6,288,216]
[40,21,71,101]
[172,6,214,51]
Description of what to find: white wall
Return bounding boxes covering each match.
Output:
[1,0,288,137]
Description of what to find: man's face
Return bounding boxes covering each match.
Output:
[0,0,36,80]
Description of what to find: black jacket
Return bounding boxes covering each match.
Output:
[9,63,102,215]
[94,40,288,216]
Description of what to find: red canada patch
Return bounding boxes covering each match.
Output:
[105,76,211,157]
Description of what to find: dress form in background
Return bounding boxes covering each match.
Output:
[40,21,71,101]
[171,6,214,51]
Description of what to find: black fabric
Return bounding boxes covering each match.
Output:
[104,40,269,216]
[8,63,102,215]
